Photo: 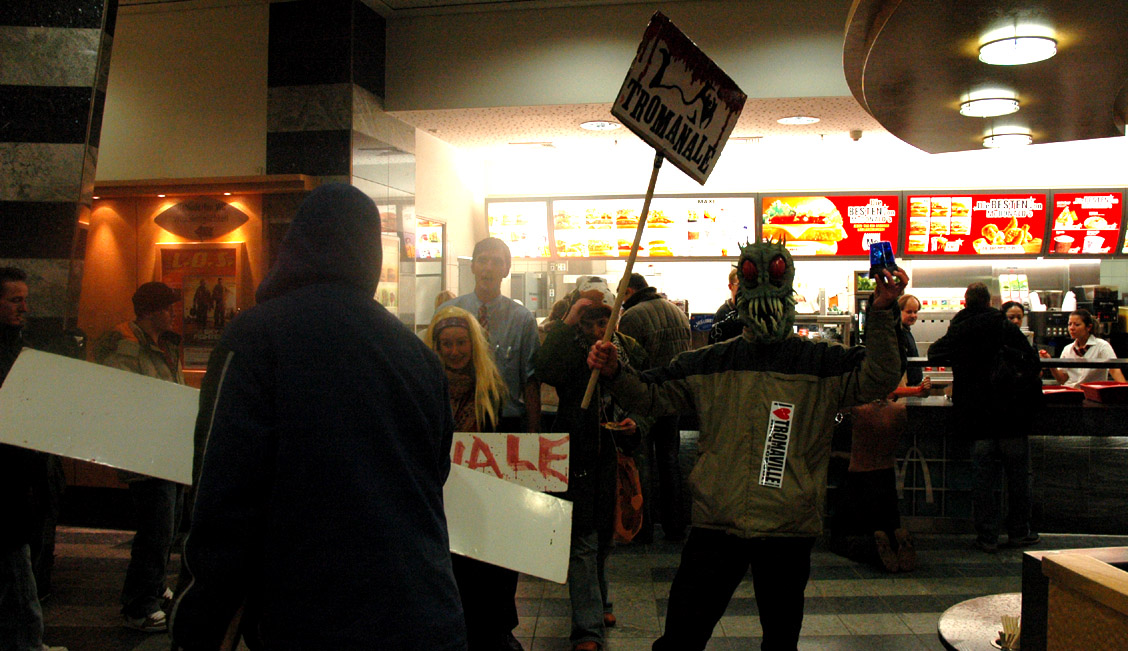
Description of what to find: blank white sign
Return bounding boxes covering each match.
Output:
[444,464,572,583]
[0,349,198,485]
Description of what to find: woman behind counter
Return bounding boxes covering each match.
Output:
[425,307,520,651]
[1038,308,1127,387]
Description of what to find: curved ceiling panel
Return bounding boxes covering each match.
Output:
[845,0,1128,153]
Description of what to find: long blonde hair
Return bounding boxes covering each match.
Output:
[425,306,508,429]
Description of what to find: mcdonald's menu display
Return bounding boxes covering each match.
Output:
[760,195,899,257]
[487,202,550,258]
[1047,192,1122,256]
[905,193,1046,256]
[552,197,756,257]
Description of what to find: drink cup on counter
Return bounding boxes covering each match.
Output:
[1054,235,1074,253]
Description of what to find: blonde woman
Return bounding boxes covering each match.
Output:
[425,306,519,650]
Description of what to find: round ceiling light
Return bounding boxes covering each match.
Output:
[983,132,1033,148]
[959,97,1020,118]
[580,120,622,131]
[777,116,820,125]
[978,36,1057,66]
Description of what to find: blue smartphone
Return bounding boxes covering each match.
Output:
[868,241,897,279]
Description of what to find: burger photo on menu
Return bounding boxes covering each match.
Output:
[615,209,639,229]
[586,209,613,228]
[556,239,587,257]
[760,197,848,255]
[554,211,582,231]
[618,239,643,257]
[646,209,674,228]
[949,197,971,235]
[588,238,614,257]
[648,240,673,256]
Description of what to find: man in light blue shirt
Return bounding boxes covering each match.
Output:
[441,237,541,434]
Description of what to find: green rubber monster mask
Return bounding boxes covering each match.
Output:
[735,238,797,343]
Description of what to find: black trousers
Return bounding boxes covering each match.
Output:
[451,555,520,650]
[653,528,815,651]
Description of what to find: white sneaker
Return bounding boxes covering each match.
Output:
[122,609,167,632]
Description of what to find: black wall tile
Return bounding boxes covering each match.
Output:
[268,37,351,88]
[0,201,78,259]
[0,0,106,29]
[352,0,385,99]
[0,86,91,144]
[269,0,352,46]
[266,130,350,176]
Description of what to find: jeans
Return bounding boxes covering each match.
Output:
[972,438,1033,544]
[0,544,43,651]
[567,528,612,645]
[122,478,179,618]
[653,528,815,651]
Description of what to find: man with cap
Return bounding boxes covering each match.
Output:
[94,281,185,633]
[535,276,647,651]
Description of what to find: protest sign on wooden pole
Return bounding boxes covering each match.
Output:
[580,11,746,409]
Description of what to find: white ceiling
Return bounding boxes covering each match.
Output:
[389,97,885,154]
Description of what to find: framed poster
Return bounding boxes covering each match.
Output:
[159,244,242,370]
[759,194,900,258]
[1046,190,1123,256]
[903,192,1046,256]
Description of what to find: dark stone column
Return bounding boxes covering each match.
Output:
[0,0,119,344]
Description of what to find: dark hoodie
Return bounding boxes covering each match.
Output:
[171,185,465,650]
[927,304,1040,437]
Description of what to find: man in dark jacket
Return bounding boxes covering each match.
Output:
[0,267,65,651]
[708,267,743,344]
[618,273,691,540]
[170,184,466,650]
[927,282,1041,553]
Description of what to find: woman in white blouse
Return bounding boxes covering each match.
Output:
[1039,308,1126,387]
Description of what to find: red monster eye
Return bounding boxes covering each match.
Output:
[769,255,787,280]
[741,259,757,282]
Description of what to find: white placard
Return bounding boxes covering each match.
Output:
[452,431,569,492]
[0,349,198,484]
[444,464,572,583]
[611,11,746,184]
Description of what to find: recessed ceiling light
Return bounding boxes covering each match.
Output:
[92,196,100,200]
[979,35,1057,65]
[777,116,820,125]
[959,97,1020,118]
[983,132,1033,148]
[580,120,622,131]
[157,194,166,197]
[224,192,232,196]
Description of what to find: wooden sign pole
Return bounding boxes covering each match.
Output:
[580,152,664,409]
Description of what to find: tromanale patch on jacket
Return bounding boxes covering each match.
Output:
[759,401,795,489]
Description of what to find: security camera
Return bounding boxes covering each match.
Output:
[849,129,863,142]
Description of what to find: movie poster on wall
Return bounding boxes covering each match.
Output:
[1047,192,1123,256]
[160,245,240,370]
[759,195,899,257]
[904,193,1046,256]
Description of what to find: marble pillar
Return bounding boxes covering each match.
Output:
[0,1,119,344]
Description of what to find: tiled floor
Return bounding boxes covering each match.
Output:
[39,527,1128,650]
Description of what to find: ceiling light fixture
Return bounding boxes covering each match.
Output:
[580,120,622,131]
[983,132,1033,148]
[960,97,1020,118]
[777,116,820,125]
[979,31,1055,65]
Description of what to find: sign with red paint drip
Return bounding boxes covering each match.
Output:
[451,432,570,492]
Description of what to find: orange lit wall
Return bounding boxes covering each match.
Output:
[78,194,266,388]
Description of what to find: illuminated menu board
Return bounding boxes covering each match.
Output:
[552,197,756,258]
[760,195,899,257]
[1047,192,1122,256]
[905,193,1046,256]
[486,201,550,258]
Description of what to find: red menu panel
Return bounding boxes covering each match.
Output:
[905,193,1046,256]
[1047,192,1122,256]
[760,195,899,257]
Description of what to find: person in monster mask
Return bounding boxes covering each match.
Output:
[587,239,907,651]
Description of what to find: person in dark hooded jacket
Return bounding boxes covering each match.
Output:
[169,184,466,650]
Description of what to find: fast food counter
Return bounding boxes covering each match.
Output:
[889,359,1128,536]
